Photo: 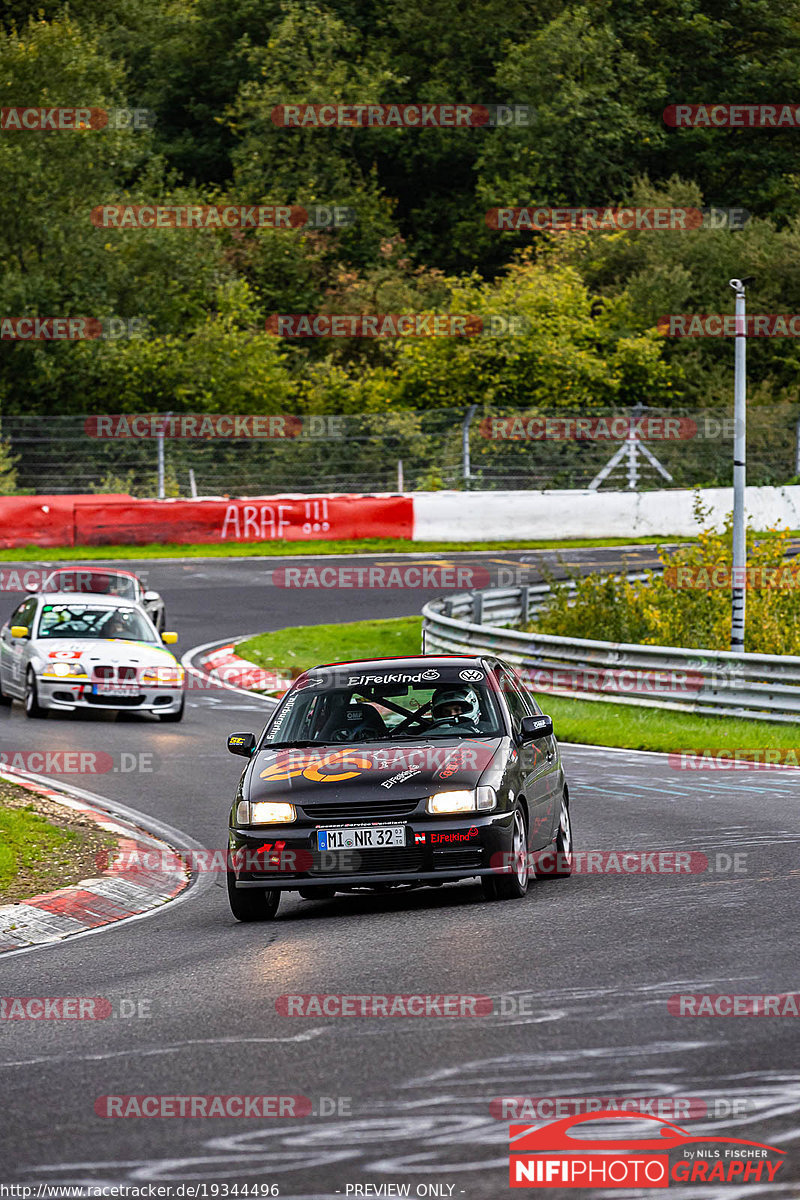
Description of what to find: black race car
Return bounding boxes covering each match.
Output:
[225,655,573,921]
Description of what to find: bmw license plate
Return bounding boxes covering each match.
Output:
[317,826,406,850]
[92,683,138,696]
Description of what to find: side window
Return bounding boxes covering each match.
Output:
[11,598,36,629]
[501,664,543,716]
[499,668,529,736]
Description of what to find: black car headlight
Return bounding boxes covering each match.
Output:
[426,786,496,815]
[236,801,296,825]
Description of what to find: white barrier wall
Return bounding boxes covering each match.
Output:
[412,486,800,541]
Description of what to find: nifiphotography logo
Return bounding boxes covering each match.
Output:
[508,1111,785,1188]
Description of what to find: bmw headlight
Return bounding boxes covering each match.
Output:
[236,801,296,825]
[426,787,496,815]
[141,665,184,685]
[43,662,88,679]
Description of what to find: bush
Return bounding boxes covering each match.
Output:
[530,496,800,655]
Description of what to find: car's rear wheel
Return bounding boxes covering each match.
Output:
[550,793,573,876]
[0,672,11,706]
[485,805,529,901]
[24,671,47,719]
[227,871,280,921]
[299,887,336,900]
[159,695,185,723]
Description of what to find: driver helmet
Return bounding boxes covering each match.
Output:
[107,608,136,635]
[431,686,480,723]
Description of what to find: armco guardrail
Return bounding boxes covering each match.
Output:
[422,580,800,722]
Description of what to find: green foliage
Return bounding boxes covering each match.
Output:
[5,0,800,436]
[0,437,19,494]
[532,497,800,654]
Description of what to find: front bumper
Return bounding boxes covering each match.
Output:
[37,678,184,714]
[228,811,516,891]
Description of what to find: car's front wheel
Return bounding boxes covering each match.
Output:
[24,671,47,719]
[483,804,529,901]
[227,871,281,922]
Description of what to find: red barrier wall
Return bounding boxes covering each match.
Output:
[0,494,133,549]
[74,495,413,545]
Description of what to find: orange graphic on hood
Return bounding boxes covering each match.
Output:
[260,749,372,784]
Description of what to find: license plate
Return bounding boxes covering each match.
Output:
[92,683,139,696]
[317,825,406,850]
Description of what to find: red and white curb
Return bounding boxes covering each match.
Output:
[0,770,190,954]
[197,641,290,696]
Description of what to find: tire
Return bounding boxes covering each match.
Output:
[227,871,281,922]
[492,805,530,901]
[0,672,11,706]
[550,793,573,876]
[159,695,185,723]
[299,887,336,900]
[24,671,47,719]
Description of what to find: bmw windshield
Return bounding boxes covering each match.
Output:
[46,570,139,600]
[265,666,504,745]
[36,603,158,643]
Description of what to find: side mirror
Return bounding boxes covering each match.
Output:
[521,714,554,741]
[162,631,178,644]
[228,732,257,757]
[24,581,38,593]
[11,625,30,639]
[143,590,160,602]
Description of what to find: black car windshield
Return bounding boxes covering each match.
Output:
[48,570,139,600]
[264,666,504,745]
[37,603,157,643]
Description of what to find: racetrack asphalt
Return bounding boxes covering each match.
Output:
[0,547,798,1197]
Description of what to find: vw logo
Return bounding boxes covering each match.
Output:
[459,669,483,682]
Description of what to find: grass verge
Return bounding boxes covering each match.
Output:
[236,616,797,753]
[0,534,696,562]
[237,617,423,673]
[0,781,117,904]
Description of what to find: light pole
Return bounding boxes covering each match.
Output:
[728,278,753,652]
